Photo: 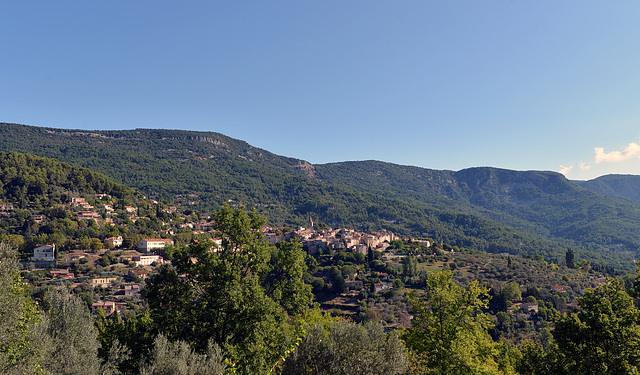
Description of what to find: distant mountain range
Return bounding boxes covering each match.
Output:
[574,174,640,202]
[1,122,639,270]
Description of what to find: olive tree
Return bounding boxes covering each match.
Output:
[140,334,225,375]
[282,320,407,375]
[38,290,102,375]
[0,242,42,374]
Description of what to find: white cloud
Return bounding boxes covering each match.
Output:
[594,142,640,163]
[559,164,573,176]
[579,161,591,170]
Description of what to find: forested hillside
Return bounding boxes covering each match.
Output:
[1,122,639,270]
[575,174,640,202]
[0,150,564,266]
[0,151,171,255]
[316,163,640,263]
[1,145,639,373]
[0,151,139,206]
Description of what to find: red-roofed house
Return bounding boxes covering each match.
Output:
[50,269,74,279]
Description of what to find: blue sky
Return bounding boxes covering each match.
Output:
[2,1,640,180]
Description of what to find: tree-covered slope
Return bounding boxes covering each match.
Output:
[0,151,140,206]
[316,162,640,255]
[0,123,307,197]
[0,137,562,260]
[574,174,640,202]
[1,122,638,269]
[0,151,152,255]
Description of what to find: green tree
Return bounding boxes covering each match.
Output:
[500,282,522,303]
[552,279,640,374]
[96,310,155,375]
[516,340,565,375]
[143,206,312,374]
[139,334,225,375]
[0,242,42,374]
[402,256,418,280]
[403,270,516,375]
[632,263,640,298]
[264,239,313,316]
[565,248,575,269]
[38,290,102,375]
[282,321,407,375]
[329,267,348,295]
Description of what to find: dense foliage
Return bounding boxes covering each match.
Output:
[4,220,640,373]
[0,124,578,263]
[0,242,41,373]
[0,151,138,206]
[403,270,517,374]
[517,279,640,374]
[4,123,638,269]
[143,206,313,373]
[282,321,407,375]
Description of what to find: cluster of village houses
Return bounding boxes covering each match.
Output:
[24,193,398,258]
[266,226,396,255]
[26,201,569,321]
[24,195,402,316]
[31,203,398,264]
[32,226,397,270]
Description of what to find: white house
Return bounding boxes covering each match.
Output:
[91,276,118,287]
[131,255,164,267]
[137,238,174,253]
[105,236,123,248]
[32,244,55,261]
[71,197,87,206]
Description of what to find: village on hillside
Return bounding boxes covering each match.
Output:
[1,191,610,338]
[5,192,413,319]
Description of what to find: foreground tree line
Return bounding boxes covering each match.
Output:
[2,206,640,374]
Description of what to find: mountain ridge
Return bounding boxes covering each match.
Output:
[574,174,640,202]
[2,122,639,269]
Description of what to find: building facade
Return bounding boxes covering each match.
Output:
[137,238,174,252]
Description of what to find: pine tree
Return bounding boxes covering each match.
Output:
[565,248,575,269]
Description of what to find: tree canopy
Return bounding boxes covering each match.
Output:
[403,270,517,375]
[143,206,313,374]
[0,242,41,374]
[554,279,640,374]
